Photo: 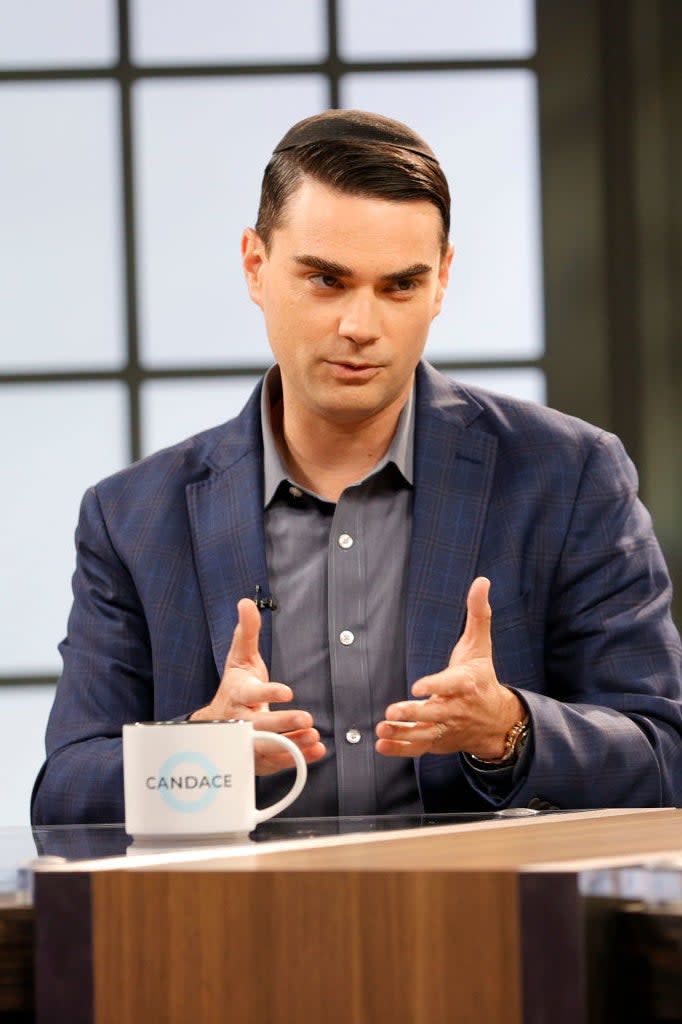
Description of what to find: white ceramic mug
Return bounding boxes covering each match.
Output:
[123,719,307,841]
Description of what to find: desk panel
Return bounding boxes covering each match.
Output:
[31,810,682,1024]
[92,870,521,1024]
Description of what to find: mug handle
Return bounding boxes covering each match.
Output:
[251,731,308,824]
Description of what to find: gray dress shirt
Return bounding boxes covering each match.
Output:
[257,369,422,817]
[255,369,529,817]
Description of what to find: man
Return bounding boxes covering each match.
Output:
[32,109,682,824]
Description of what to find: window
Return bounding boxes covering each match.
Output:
[0,0,541,824]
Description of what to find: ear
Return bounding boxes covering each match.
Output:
[241,228,268,308]
[432,242,454,319]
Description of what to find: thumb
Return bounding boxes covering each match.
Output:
[449,576,493,665]
[226,597,262,670]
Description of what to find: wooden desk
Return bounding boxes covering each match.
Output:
[31,809,682,1024]
[0,896,33,1022]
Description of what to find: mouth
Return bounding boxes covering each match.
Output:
[326,361,382,382]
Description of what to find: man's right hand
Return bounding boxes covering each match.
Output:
[189,598,326,776]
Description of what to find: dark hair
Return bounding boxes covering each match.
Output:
[255,110,451,255]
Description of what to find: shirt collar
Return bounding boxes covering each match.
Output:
[261,365,415,508]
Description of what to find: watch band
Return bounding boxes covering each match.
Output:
[468,714,530,766]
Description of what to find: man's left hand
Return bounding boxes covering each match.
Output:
[375,577,525,760]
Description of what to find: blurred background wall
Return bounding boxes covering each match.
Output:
[0,0,679,825]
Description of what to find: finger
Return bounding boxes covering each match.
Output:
[256,738,326,776]
[449,576,492,665]
[250,710,314,733]
[411,666,476,699]
[227,672,293,709]
[255,727,320,751]
[226,598,262,670]
[375,736,434,758]
[385,699,453,723]
[376,720,441,745]
[283,728,322,749]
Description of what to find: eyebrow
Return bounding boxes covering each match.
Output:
[293,254,433,281]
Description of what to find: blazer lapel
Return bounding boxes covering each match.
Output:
[406,364,498,686]
[186,395,272,678]
[184,364,497,692]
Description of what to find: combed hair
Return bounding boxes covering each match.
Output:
[255,139,451,255]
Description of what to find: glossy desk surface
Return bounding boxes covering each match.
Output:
[5,806,682,891]
[1,808,540,895]
[3,809,682,1024]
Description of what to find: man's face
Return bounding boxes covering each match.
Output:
[242,177,453,428]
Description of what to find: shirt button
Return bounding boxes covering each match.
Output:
[288,485,303,498]
[346,728,362,744]
[338,533,354,549]
[339,629,355,646]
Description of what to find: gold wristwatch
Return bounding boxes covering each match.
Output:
[468,714,530,766]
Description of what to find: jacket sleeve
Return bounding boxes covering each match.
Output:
[31,486,154,825]
[467,431,682,809]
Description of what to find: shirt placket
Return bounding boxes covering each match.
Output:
[328,485,377,817]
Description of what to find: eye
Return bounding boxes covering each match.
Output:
[388,278,418,293]
[310,274,341,289]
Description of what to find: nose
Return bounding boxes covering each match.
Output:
[338,289,381,345]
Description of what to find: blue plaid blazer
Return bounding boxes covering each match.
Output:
[32,362,682,823]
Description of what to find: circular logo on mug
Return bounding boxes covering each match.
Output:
[146,751,232,813]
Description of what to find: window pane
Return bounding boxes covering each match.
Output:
[0,83,125,371]
[0,0,116,68]
[342,72,544,363]
[141,377,260,456]
[339,0,535,60]
[0,686,57,827]
[134,76,326,368]
[130,0,326,64]
[0,383,128,674]
[450,368,546,404]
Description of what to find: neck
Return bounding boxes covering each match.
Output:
[273,393,409,503]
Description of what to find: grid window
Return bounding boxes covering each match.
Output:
[342,71,544,363]
[452,368,546,405]
[0,0,116,69]
[339,0,535,60]
[0,686,58,826]
[0,0,543,825]
[0,82,125,371]
[130,0,327,64]
[141,377,260,456]
[134,76,328,368]
[1,383,128,674]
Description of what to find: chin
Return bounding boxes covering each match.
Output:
[318,397,393,424]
